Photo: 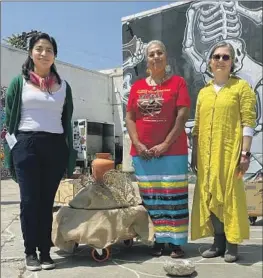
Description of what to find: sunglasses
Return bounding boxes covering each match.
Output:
[212,54,231,61]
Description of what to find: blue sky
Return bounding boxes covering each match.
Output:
[1,1,172,70]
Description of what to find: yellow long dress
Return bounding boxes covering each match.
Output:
[191,76,256,244]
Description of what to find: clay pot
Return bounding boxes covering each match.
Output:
[92,153,114,182]
[96,153,111,159]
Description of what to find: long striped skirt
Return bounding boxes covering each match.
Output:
[132,155,189,246]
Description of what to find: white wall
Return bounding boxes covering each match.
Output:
[1,44,122,137]
[100,67,124,144]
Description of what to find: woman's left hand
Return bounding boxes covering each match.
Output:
[149,142,170,158]
[238,156,250,175]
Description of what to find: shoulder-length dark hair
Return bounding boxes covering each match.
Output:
[22,32,61,84]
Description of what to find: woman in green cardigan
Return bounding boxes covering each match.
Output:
[4,32,76,271]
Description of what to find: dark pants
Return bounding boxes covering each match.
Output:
[211,212,224,235]
[211,212,237,253]
[12,132,68,255]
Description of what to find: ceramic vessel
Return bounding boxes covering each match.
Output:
[92,153,114,182]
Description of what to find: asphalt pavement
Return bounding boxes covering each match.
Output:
[1,179,262,278]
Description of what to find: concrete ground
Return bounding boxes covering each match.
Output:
[1,179,262,278]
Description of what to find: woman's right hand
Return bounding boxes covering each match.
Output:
[191,149,197,175]
[134,142,152,160]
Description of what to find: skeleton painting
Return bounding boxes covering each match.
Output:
[122,35,147,73]
[182,1,262,124]
[121,36,147,122]
[182,1,263,175]
[121,1,262,175]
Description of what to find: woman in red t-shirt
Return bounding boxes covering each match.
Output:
[126,40,190,258]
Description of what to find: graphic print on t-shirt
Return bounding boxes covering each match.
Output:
[137,89,164,117]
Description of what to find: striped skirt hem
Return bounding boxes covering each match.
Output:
[132,155,189,245]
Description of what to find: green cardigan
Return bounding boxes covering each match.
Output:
[4,74,77,182]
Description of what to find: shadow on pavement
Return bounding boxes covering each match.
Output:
[254,218,263,226]
[52,242,262,270]
[236,244,262,266]
[53,242,206,269]
[165,271,198,278]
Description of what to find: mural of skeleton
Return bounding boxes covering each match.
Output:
[121,1,262,175]
[122,35,147,73]
[182,1,263,175]
[122,36,147,105]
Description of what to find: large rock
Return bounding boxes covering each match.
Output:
[163,260,195,276]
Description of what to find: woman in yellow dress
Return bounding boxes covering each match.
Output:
[191,41,256,263]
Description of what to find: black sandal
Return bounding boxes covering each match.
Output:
[151,242,165,257]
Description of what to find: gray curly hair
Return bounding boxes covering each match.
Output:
[144,40,167,58]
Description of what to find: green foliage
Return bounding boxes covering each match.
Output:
[3,30,40,51]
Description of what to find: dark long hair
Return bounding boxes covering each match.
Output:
[22,32,61,84]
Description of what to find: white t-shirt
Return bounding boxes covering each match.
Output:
[18,79,66,133]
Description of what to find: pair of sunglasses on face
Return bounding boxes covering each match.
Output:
[212,54,231,61]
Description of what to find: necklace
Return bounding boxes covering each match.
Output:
[149,74,167,91]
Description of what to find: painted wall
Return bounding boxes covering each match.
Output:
[0,85,9,178]
[0,44,121,178]
[121,1,263,177]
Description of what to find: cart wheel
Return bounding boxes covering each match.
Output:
[91,248,110,262]
[123,239,133,247]
[249,216,257,225]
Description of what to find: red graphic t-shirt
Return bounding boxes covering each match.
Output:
[126,75,191,156]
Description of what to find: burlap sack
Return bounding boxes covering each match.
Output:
[52,205,155,252]
[69,173,142,210]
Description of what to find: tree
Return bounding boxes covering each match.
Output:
[3,30,40,51]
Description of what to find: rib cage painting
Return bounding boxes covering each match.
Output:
[121,1,262,177]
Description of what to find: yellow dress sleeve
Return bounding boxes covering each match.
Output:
[239,81,257,128]
[192,90,202,136]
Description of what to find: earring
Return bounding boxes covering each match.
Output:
[165,64,171,74]
[146,68,151,75]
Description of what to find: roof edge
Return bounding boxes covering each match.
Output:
[121,1,193,24]
[1,43,111,77]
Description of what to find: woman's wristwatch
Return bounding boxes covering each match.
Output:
[241,151,252,159]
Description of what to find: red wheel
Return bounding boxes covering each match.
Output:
[91,248,110,262]
[123,239,133,247]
